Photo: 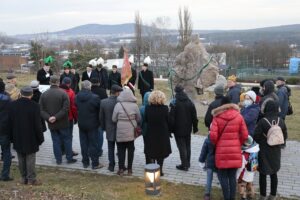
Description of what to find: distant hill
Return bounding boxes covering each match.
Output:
[13,23,300,44]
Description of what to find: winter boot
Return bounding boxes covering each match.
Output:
[267,195,276,200]
[259,195,266,200]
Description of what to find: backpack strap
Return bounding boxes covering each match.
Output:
[263,118,272,126]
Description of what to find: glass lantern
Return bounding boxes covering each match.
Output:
[144,163,161,195]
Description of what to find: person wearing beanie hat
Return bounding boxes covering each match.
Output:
[237,135,260,200]
[6,85,45,185]
[275,76,289,120]
[240,90,260,136]
[0,78,13,181]
[60,61,77,92]
[37,56,53,85]
[204,84,225,129]
[138,56,154,101]
[169,85,198,171]
[60,76,78,158]
[226,75,242,104]
[90,57,109,90]
[108,64,121,90]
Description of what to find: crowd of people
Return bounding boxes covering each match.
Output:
[0,55,291,200]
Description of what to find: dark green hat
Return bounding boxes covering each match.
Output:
[44,56,54,65]
[63,60,73,69]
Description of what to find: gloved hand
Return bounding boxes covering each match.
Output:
[73,119,78,124]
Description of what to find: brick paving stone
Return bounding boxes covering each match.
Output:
[9,125,300,199]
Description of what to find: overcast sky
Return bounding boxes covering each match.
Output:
[1,0,300,35]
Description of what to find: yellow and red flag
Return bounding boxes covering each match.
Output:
[121,51,132,86]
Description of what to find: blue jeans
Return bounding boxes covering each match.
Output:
[0,135,11,179]
[79,129,99,167]
[205,168,214,195]
[98,127,104,156]
[217,168,237,200]
[107,141,116,167]
[50,128,73,163]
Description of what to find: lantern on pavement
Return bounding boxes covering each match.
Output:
[144,163,161,195]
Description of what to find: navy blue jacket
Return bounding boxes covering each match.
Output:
[227,84,241,104]
[199,136,215,170]
[0,93,10,136]
[241,104,260,136]
[75,89,100,132]
[276,85,289,119]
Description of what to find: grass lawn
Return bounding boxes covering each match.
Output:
[0,165,223,200]
[1,72,299,141]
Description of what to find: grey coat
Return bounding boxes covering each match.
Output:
[100,96,118,141]
[39,85,70,130]
[112,88,141,142]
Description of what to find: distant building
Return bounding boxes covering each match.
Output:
[0,55,27,71]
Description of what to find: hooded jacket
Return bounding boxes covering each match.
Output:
[254,100,287,175]
[199,135,216,170]
[169,91,198,136]
[241,103,260,136]
[112,88,141,142]
[210,103,248,169]
[276,85,289,119]
[227,84,241,104]
[75,89,100,132]
[60,84,78,121]
[140,92,151,136]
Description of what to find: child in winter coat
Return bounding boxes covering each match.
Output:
[236,135,260,200]
[199,135,216,200]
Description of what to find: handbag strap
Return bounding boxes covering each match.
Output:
[220,120,229,136]
[119,102,136,129]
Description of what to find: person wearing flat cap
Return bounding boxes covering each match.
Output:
[60,61,77,92]
[5,73,20,101]
[169,85,198,171]
[226,75,242,104]
[204,84,225,129]
[6,86,44,185]
[37,56,53,85]
[275,77,290,120]
[138,56,154,101]
[99,84,123,172]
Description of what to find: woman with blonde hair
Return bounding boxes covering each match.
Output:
[144,90,171,176]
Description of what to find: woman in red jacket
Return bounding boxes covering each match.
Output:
[210,97,248,200]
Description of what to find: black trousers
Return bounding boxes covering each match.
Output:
[259,173,278,196]
[117,141,135,170]
[175,135,191,168]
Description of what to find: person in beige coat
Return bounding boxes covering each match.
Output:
[112,87,141,176]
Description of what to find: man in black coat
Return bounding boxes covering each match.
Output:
[90,77,107,157]
[0,79,13,181]
[99,85,123,172]
[204,85,224,129]
[7,86,44,185]
[71,68,80,94]
[81,65,93,82]
[37,64,53,85]
[60,64,77,92]
[108,65,122,90]
[91,64,109,90]
[76,80,104,169]
[169,85,198,171]
[138,63,154,100]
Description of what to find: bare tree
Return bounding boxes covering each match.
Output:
[134,11,143,67]
[178,7,193,50]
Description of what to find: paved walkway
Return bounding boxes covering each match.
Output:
[12,126,300,199]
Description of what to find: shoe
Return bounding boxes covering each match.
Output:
[176,165,188,171]
[56,161,62,165]
[92,164,104,170]
[108,165,115,172]
[267,195,276,200]
[117,169,124,176]
[11,155,15,159]
[67,159,77,164]
[83,164,89,168]
[72,151,79,156]
[259,196,266,200]
[20,178,28,185]
[127,169,133,176]
[0,177,13,181]
[204,194,210,200]
[28,179,42,186]
[160,172,164,177]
